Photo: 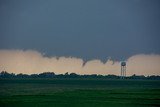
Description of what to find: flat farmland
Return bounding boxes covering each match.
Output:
[0,78,160,107]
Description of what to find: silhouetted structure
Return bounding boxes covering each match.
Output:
[121,61,126,79]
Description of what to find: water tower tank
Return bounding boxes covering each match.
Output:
[121,61,126,66]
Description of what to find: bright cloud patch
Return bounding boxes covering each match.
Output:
[0,50,160,76]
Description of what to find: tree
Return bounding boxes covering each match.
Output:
[0,71,15,78]
[38,72,55,78]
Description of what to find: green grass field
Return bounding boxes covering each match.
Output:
[0,78,160,107]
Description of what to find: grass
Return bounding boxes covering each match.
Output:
[0,78,160,107]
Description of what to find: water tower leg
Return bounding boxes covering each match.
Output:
[121,66,122,79]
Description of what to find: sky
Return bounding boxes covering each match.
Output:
[0,0,160,75]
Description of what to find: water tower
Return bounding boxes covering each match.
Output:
[121,61,126,79]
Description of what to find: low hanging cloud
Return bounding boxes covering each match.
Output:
[0,50,160,76]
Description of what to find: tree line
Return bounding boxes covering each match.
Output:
[0,71,160,80]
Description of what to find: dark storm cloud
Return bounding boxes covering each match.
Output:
[0,0,160,61]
